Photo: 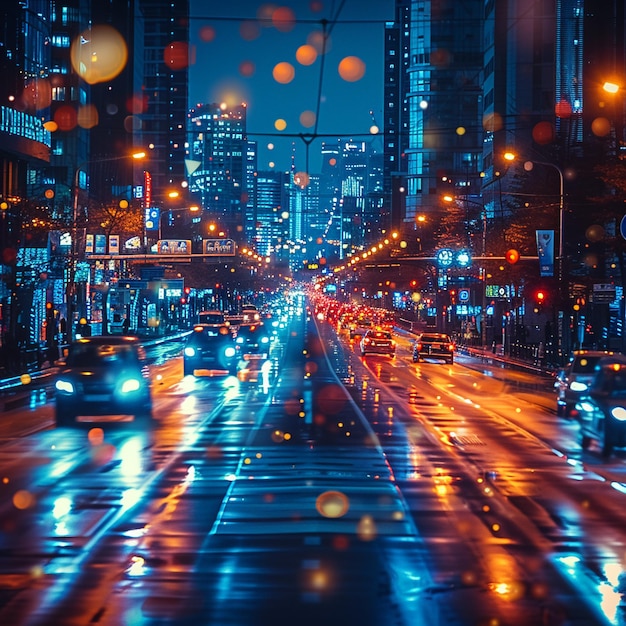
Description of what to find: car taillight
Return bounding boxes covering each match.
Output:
[364,338,371,345]
[447,343,454,351]
[416,343,422,350]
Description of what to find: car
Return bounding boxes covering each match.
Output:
[54,336,153,426]
[234,323,271,358]
[576,355,626,457]
[349,318,373,340]
[360,330,396,357]
[183,324,237,376]
[412,332,455,364]
[554,350,620,417]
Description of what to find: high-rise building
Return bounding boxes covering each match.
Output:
[187,102,248,242]
[255,170,290,259]
[386,0,485,227]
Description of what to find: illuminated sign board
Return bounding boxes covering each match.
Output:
[157,240,191,254]
[203,239,236,256]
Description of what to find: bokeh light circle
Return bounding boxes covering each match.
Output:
[296,44,318,66]
[71,25,128,84]
[239,60,255,77]
[272,6,296,32]
[273,62,295,84]
[554,99,572,118]
[338,56,366,82]
[299,110,316,127]
[316,490,350,518]
[307,30,331,54]
[240,20,260,41]
[199,25,216,42]
[585,224,605,242]
[78,104,99,129]
[483,112,503,132]
[591,117,611,137]
[532,120,555,144]
[54,105,78,131]
[164,41,189,70]
[274,118,287,131]
[294,171,310,188]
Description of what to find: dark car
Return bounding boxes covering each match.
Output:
[360,329,396,357]
[234,323,271,358]
[183,324,237,376]
[54,336,153,426]
[576,355,626,457]
[412,332,455,364]
[554,350,619,417]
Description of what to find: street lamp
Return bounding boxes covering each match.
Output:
[503,151,566,359]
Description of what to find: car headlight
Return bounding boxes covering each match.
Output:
[120,378,142,394]
[610,406,626,421]
[184,346,196,357]
[224,346,236,358]
[235,337,244,344]
[55,379,75,394]
[578,401,595,413]
[570,381,588,392]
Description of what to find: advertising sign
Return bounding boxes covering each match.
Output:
[95,234,107,255]
[145,207,160,232]
[536,229,554,277]
[203,238,236,256]
[157,240,191,254]
[109,234,120,255]
[85,233,94,254]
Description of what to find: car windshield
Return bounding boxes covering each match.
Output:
[66,343,138,367]
[571,356,603,373]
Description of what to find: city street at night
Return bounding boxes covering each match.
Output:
[0,295,625,625]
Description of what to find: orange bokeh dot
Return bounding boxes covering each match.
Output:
[199,25,216,42]
[294,171,310,188]
[126,93,149,114]
[299,110,316,127]
[88,427,105,446]
[43,120,58,132]
[272,6,296,32]
[22,78,51,111]
[54,105,78,131]
[554,99,572,118]
[316,491,350,518]
[591,117,611,137]
[483,112,503,132]
[296,44,317,66]
[273,61,295,84]
[164,41,188,70]
[328,157,337,166]
[532,120,555,144]
[78,104,99,129]
[338,56,366,82]
[239,60,255,77]
[70,25,128,84]
[13,490,35,510]
[274,118,287,131]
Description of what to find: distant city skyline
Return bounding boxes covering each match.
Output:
[188,0,393,173]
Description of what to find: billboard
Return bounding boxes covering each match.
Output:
[203,238,236,256]
[157,240,191,254]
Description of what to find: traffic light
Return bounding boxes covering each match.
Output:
[505,248,520,264]
[533,289,546,312]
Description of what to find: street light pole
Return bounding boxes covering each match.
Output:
[505,152,566,361]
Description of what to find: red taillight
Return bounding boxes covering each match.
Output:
[448,343,454,351]
[364,338,371,345]
[416,343,422,350]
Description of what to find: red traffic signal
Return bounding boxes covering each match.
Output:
[505,248,520,264]
[535,290,546,305]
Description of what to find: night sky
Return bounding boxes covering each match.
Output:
[188,0,394,173]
